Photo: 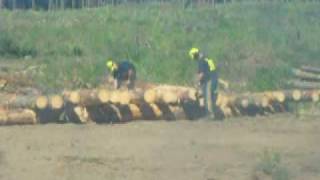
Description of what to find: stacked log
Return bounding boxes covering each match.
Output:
[292,66,320,89]
[1,84,320,126]
[0,93,49,109]
[142,87,320,118]
[144,85,197,104]
[0,109,37,125]
[63,89,108,106]
[300,66,320,74]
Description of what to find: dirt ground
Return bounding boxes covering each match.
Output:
[0,114,319,180]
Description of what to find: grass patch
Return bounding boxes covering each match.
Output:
[0,30,37,58]
[0,2,320,91]
[253,150,289,180]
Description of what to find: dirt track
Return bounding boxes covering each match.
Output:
[0,114,319,180]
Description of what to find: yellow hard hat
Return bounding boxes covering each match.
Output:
[106,60,113,69]
[189,48,199,59]
[106,60,118,72]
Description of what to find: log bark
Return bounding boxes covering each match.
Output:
[0,73,34,87]
[270,89,320,102]
[63,89,111,106]
[293,90,320,102]
[110,90,144,105]
[293,69,320,81]
[73,106,91,123]
[64,89,144,106]
[144,85,197,104]
[300,66,320,74]
[230,93,269,109]
[79,102,200,123]
[0,109,37,125]
[64,89,99,105]
[290,80,320,90]
[0,94,48,109]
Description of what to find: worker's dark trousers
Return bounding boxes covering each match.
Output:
[201,78,218,116]
[118,71,136,90]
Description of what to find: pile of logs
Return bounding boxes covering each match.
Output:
[0,84,320,126]
[292,66,320,89]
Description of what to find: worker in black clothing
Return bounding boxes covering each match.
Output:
[189,48,218,118]
[106,60,136,90]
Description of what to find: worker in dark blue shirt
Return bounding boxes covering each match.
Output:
[189,48,218,118]
[106,60,136,90]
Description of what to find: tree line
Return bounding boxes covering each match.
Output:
[0,0,318,10]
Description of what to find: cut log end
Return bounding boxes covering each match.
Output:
[241,99,249,108]
[69,91,80,104]
[119,91,130,105]
[110,91,121,104]
[50,95,64,109]
[98,89,109,103]
[144,89,157,103]
[272,91,285,103]
[292,90,302,101]
[36,96,48,109]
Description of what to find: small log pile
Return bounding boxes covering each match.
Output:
[0,84,319,125]
[292,66,320,89]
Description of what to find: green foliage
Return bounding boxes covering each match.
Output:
[255,150,289,180]
[249,66,291,91]
[0,30,37,58]
[0,3,320,90]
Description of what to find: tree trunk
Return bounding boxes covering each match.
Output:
[72,0,76,8]
[144,85,197,104]
[300,66,320,74]
[32,0,36,9]
[109,90,144,105]
[60,0,64,9]
[293,69,320,82]
[0,94,48,109]
[285,89,320,102]
[77,102,199,123]
[291,80,320,89]
[0,109,37,125]
[12,0,16,9]
[64,89,104,106]
[49,0,53,10]
[64,89,144,106]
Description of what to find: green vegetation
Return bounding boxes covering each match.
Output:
[0,2,320,91]
[254,150,289,180]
